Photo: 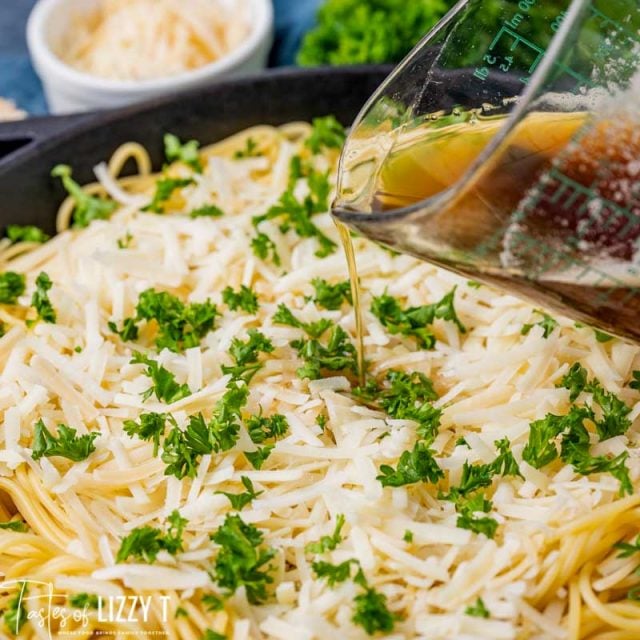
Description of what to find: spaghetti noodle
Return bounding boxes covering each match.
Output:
[0,122,638,639]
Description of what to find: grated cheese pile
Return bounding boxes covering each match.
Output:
[0,123,639,640]
[58,0,250,81]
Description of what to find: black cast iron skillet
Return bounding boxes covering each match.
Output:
[0,66,391,234]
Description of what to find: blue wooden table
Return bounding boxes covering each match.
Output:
[0,0,321,115]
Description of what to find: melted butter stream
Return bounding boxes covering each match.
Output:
[335,221,365,386]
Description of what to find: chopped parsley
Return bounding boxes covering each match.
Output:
[130,352,192,404]
[51,164,116,228]
[305,514,345,554]
[521,311,558,338]
[313,559,359,586]
[631,370,640,391]
[465,597,490,618]
[311,278,352,310]
[31,420,98,462]
[217,476,263,510]
[244,445,274,470]
[201,593,224,612]
[164,133,202,173]
[273,303,332,338]
[221,330,274,383]
[403,530,413,543]
[162,385,248,479]
[68,593,100,609]
[615,535,640,558]
[210,514,275,604]
[455,493,498,539]
[251,232,281,266]
[122,288,219,352]
[371,287,466,349]
[252,163,336,258]
[0,272,25,304]
[123,412,175,456]
[0,520,27,532]
[595,329,614,343]
[222,285,259,314]
[352,586,397,636]
[117,232,133,249]
[4,581,28,635]
[143,177,195,214]
[6,225,49,244]
[377,441,444,488]
[203,631,227,640]
[246,413,289,444]
[190,204,225,218]
[292,325,358,380]
[108,317,139,342]
[233,137,262,159]
[30,272,56,323]
[116,509,187,563]
[305,116,346,154]
[356,369,440,440]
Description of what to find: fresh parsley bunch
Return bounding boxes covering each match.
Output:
[297,0,451,66]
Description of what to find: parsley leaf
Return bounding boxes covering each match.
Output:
[31,420,98,462]
[251,232,281,266]
[222,330,274,383]
[164,133,202,173]
[305,514,346,554]
[68,593,100,609]
[201,594,224,612]
[233,137,262,159]
[352,586,397,636]
[455,493,498,539]
[521,311,558,338]
[222,285,259,314]
[465,597,490,618]
[595,329,614,343]
[252,165,336,258]
[246,413,289,444]
[630,371,640,391]
[492,438,522,478]
[203,631,227,640]
[313,559,358,586]
[244,445,274,470]
[377,441,444,487]
[292,325,358,380]
[403,530,413,543]
[615,535,640,558]
[560,363,589,402]
[123,412,174,457]
[217,476,263,510]
[371,287,466,349]
[0,272,25,304]
[117,232,133,249]
[129,288,219,352]
[210,514,275,604]
[161,385,248,479]
[108,317,139,342]
[190,204,225,218]
[305,116,346,154]
[30,272,56,323]
[4,581,28,635]
[311,278,352,310]
[273,303,332,339]
[143,177,195,214]
[6,225,49,244]
[0,520,27,532]
[130,352,192,404]
[116,509,187,563]
[52,164,116,228]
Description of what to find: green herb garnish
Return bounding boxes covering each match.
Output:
[32,420,97,462]
[304,116,346,154]
[143,177,195,213]
[130,352,192,404]
[465,597,490,618]
[52,164,116,228]
[0,272,25,304]
[30,272,56,323]
[6,225,49,244]
[305,514,346,554]
[217,476,263,511]
[222,285,259,314]
[164,133,202,173]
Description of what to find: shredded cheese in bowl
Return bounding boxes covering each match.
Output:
[58,0,251,81]
[0,119,639,639]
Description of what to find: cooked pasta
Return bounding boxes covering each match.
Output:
[0,120,638,640]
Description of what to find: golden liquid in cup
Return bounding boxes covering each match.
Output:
[338,110,640,345]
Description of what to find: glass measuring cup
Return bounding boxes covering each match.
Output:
[333,0,640,341]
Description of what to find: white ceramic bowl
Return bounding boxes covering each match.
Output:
[27,0,274,114]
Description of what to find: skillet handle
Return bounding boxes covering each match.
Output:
[0,114,91,162]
